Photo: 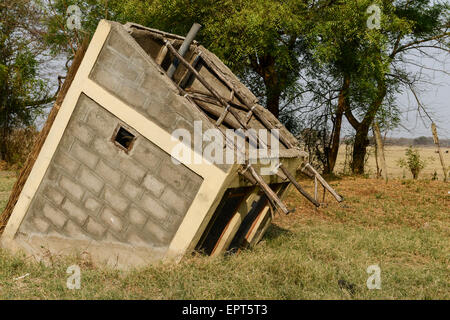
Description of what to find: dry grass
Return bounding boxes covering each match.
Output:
[0,171,16,214]
[0,170,448,299]
[336,145,450,180]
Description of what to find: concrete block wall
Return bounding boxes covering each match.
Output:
[19,94,203,251]
[89,24,232,172]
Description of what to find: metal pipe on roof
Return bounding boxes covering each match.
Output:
[167,23,202,78]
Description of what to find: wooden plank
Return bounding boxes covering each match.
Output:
[246,165,291,215]
[432,122,448,182]
[304,163,343,202]
[279,165,320,207]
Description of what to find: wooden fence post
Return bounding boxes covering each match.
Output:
[373,122,388,183]
[431,122,447,182]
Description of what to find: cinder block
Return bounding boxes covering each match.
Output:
[96,160,122,188]
[183,177,203,201]
[104,186,129,213]
[160,187,188,215]
[140,193,170,222]
[142,173,165,198]
[115,58,140,82]
[84,197,102,213]
[96,46,118,69]
[59,176,84,201]
[62,199,89,225]
[172,115,194,133]
[65,220,86,239]
[92,139,120,166]
[46,166,61,182]
[121,179,144,201]
[59,135,75,152]
[85,217,106,238]
[78,166,104,194]
[68,121,95,145]
[129,52,147,69]
[107,29,135,58]
[159,161,188,191]
[101,207,124,233]
[43,203,67,229]
[33,217,50,233]
[140,71,167,94]
[132,143,162,169]
[117,84,148,109]
[104,231,121,243]
[54,152,80,175]
[144,219,170,245]
[90,66,121,93]
[146,101,178,130]
[164,213,184,233]
[71,141,99,169]
[128,206,147,226]
[126,229,148,247]
[119,158,146,183]
[44,185,65,206]
[85,109,115,138]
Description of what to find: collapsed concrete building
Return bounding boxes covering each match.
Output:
[0,20,341,268]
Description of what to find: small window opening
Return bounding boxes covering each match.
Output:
[113,126,136,152]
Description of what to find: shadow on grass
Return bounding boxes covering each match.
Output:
[263,224,292,242]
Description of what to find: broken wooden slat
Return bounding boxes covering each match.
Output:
[314,176,318,201]
[278,165,320,207]
[193,46,298,149]
[245,165,292,215]
[303,163,343,202]
[187,90,249,111]
[166,41,269,150]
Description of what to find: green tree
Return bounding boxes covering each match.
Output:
[43,0,336,119]
[0,0,52,162]
[310,0,449,174]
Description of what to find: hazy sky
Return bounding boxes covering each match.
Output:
[40,42,449,140]
[390,51,450,139]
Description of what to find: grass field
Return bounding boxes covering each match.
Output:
[0,166,449,299]
[336,145,450,180]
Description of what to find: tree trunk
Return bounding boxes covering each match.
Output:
[251,54,284,119]
[352,127,370,174]
[345,79,387,175]
[266,87,281,118]
[324,76,350,174]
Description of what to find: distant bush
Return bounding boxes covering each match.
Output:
[397,146,427,179]
[2,126,39,170]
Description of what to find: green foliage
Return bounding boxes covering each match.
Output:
[43,0,112,55]
[0,0,51,163]
[397,146,427,179]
